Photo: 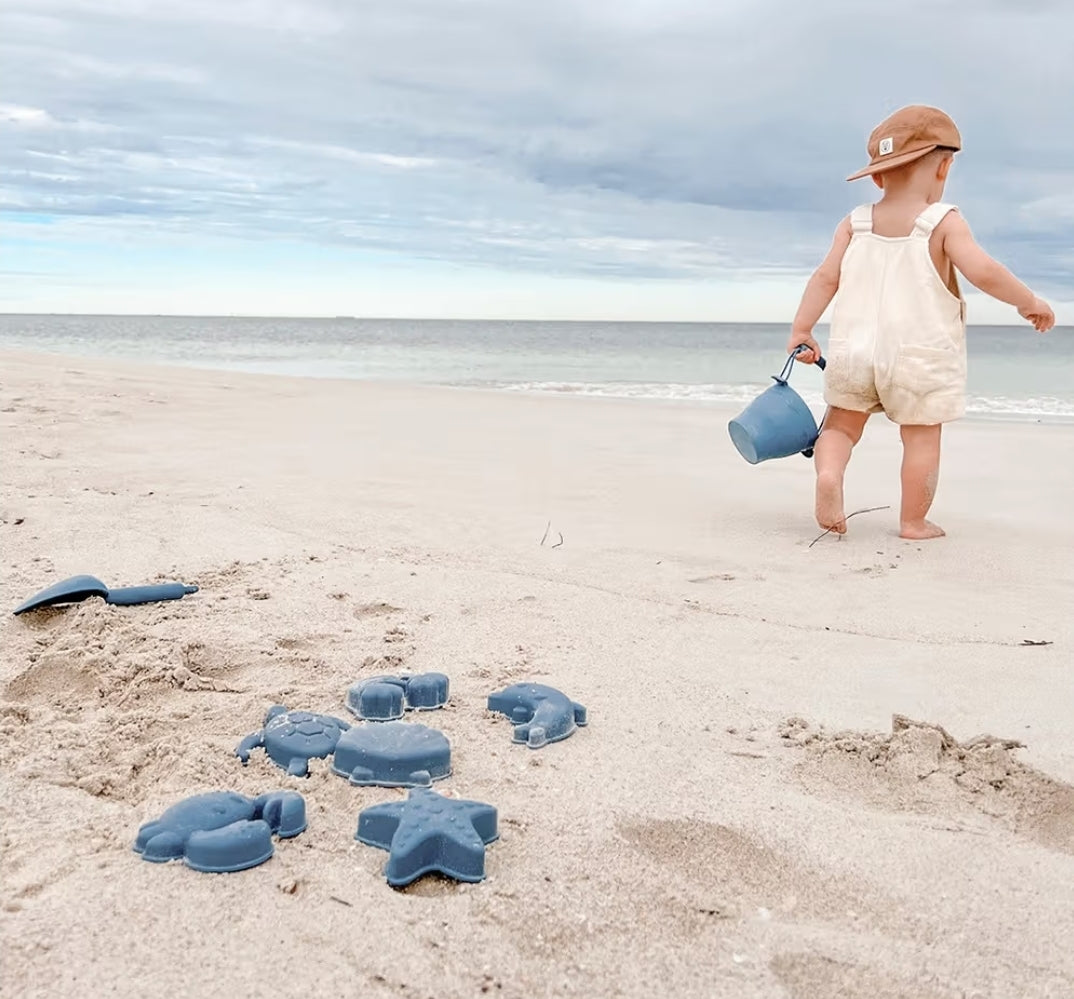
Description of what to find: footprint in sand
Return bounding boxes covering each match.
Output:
[615,816,886,927]
[361,653,406,671]
[353,601,402,620]
[770,953,964,999]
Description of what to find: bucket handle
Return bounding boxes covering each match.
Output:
[778,345,828,459]
[777,344,827,384]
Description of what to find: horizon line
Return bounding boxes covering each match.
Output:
[0,312,1060,328]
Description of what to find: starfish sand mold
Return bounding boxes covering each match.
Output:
[356,787,499,887]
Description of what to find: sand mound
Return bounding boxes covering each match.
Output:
[780,714,1074,854]
[4,599,251,707]
[1,592,305,806]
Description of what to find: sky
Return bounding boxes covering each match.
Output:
[1,0,1072,321]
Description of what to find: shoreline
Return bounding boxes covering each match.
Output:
[3,347,1072,426]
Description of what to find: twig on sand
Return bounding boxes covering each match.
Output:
[328,895,353,907]
[808,506,891,549]
[1021,639,1053,647]
[551,532,564,549]
[539,520,551,546]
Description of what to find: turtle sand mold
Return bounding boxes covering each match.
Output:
[779,714,1074,855]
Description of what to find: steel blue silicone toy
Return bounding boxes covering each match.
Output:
[14,574,198,615]
[345,673,450,721]
[356,787,498,887]
[133,790,306,873]
[332,721,451,787]
[487,682,587,749]
[236,706,350,777]
[727,347,828,464]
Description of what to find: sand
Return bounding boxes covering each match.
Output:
[1,349,1072,999]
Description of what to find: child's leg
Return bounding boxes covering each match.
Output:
[813,407,870,533]
[899,424,944,539]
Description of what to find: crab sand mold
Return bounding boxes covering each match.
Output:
[133,790,307,873]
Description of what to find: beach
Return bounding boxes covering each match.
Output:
[2,349,1072,998]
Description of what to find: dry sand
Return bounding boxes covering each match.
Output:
[1,350,1072,999]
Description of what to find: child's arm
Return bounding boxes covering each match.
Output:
[787,216,853,362]
[940,214,1055,332]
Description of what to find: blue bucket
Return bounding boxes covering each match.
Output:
[728,348,827,464]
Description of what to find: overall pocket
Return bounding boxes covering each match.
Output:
[892,344,965,395]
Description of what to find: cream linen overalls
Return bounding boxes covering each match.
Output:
[824,202,967,425]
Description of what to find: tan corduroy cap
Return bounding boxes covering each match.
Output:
[847,105,961,182]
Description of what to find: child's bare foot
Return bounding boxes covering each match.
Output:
[899,519,945,540]
[815,471,847,533]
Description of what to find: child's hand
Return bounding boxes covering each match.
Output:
[787,329,822,363]
[1019,296,1055,333]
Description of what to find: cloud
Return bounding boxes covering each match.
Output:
[248,138,439,171]
[0,102,118,133]
[1,0,1072,313]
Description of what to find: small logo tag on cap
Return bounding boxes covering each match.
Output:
[879,137,894,155]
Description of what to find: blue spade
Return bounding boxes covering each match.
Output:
[13,573,198,615]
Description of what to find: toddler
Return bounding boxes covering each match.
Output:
[788,105,1054,539]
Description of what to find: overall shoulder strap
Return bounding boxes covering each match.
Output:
[913,202,958,237]
[849,204,873,234]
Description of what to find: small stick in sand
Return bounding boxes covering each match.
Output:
[328,895,353,907]
[807,506,891,549]
[539,520,551,546]
[551,532,564,549]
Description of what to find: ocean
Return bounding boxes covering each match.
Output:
[1,314,1072,423]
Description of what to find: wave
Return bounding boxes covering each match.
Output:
[488,381,1074,420]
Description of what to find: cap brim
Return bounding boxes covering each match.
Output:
[846,144,939,182]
